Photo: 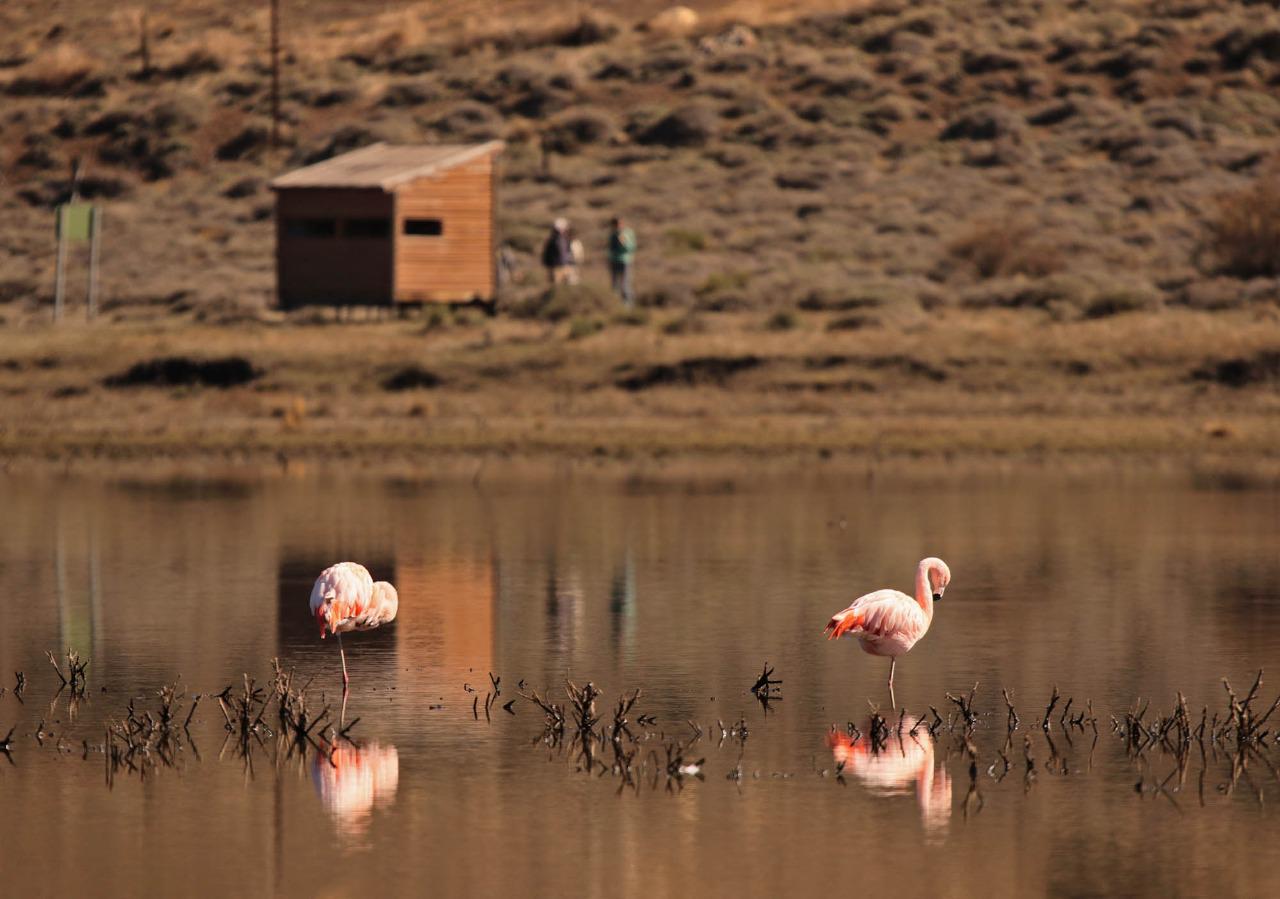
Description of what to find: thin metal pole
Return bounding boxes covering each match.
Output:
[87,206,101,320]
[269,0,280,153]
[54,206,67,323]
[89,523,103,662]
[56,516,68,644]
[139,11,151,78]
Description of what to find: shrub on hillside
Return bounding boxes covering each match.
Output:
[163,49,222,80]
[959,274,1098,315]
[215,125,269,161]
[637,104,718,147]
[1202,177,1280,279]
[429,101,502,140]
[661,312,707,334]
[5,44,103,97]
[380,82,435,107]
[948,219,1062,279]
[93,111,192,180]
[554,12,621,47]
[543,108,615,153]
[293,126,380,166]
[508,283,616,321]
[223,176,263,199]
[1083,283,1162,318]
[939,104,1024,142]
[764,310,798,331]
[664,228,708,253]
[104,356,258,389]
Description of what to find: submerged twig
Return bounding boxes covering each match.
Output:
[750,662,782,712]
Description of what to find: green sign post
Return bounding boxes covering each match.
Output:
[54,203,102,321]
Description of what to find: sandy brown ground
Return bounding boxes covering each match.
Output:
[2,305,1278,475]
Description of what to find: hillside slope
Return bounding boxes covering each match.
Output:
[2,0,1278,322]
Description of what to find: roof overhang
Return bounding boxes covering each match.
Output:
[270,141,505,192]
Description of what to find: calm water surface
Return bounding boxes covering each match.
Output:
[1,471,1279,898]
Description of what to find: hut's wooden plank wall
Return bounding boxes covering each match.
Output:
[393,155,495,303]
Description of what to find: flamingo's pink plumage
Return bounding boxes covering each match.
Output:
[310,562,398,638]
[824,557,951,702]
[310,562,398,691]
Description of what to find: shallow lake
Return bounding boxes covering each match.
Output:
[2,469,1279,897]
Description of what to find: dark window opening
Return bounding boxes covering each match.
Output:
[403,218,444,236]
[344,218,392,238]
[284,218,336,238]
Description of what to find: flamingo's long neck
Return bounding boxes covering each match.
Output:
[914,561,934,616]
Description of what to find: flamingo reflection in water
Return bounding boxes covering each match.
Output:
[828,730,952,835]
[311,742,400,842]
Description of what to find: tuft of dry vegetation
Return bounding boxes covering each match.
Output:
[5,43,101,97]
[948,219,1063,280]
[508,283,616,322]
[1203,177,1280,279]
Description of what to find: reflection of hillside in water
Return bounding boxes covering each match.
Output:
[310,742,400,842]
[828,731,952,835]
[395,556,495,679]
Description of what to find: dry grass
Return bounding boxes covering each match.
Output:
[1,307,1278,465]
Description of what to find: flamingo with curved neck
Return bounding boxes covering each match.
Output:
[823,557,952,706]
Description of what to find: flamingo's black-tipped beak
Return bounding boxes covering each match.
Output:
[933,592,943,602]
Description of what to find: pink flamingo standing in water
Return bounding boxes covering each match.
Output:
[824,557,951,706]
[310,562,399,693]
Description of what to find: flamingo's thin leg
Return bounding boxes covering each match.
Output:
[888,658,897,708]
[338,632,350,691]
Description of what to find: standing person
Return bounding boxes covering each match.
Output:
[542,218,575,285]
[607,216,637,307]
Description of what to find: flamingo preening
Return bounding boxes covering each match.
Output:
[310,562,399,692]
[823,557,951,706]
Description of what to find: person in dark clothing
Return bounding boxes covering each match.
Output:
[607,216,637,306]
[542,218,576,285]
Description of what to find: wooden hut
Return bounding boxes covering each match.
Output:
[270,141,503,308]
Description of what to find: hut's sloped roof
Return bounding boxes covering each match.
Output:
[271,141,503,191]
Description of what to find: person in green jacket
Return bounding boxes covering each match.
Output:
[607,216,637,307]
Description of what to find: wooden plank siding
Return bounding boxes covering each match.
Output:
[392,154,495,303]
[275,188,393,308]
